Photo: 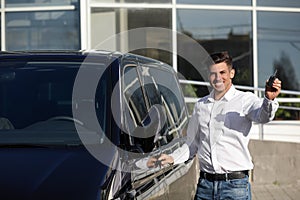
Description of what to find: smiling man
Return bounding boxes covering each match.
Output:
[187,51,282,200]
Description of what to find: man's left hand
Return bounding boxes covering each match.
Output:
[265,78,281,100]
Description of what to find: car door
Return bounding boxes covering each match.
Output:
[107,58,167,200]
[111,55,197,200]
[139,62,198,200]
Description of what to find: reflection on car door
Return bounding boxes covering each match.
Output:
[120,63,168,199]
[112,57,195,200]
[139,62,197,200]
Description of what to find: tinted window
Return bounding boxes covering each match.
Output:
[148,66,187,124]
[139,66,169,145]
[0,63,75,128]
[0,59,108,144]
[122,65,155,152]
[123,66,148,125]
[141,64,188,143]
[122,63,188,152]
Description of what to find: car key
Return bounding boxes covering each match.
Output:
[267,69,278,88]
[154,154,162,168]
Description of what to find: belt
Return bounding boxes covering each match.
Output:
[200,170,249,181]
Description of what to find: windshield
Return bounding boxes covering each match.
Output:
[0,59,108,146]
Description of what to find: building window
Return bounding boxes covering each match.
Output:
[91,7,172,65]
[257,0,300,7]
[6,10,80,50]
[91,0,171,3]
[2,0,80,51]
[177,9,252,97]
[177,0,251,6]
[5,0,77,7]
[257,11,300,92]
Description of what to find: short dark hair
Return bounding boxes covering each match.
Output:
[210,51,233,68]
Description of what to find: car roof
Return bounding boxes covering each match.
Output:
[0,50,120,59]
[0,50,172,72]
[0,49,158,61]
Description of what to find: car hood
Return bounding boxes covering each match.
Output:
[0,147,113,200]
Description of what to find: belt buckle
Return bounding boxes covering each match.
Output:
[225,173,228,181]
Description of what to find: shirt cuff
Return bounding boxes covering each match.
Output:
[170,143,190,165]
[263,96,279,116]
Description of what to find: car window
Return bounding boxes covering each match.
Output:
[150,66,187,125]
[0,62,76,129]
[0,59,108,145]
[122,65,156,153]
[123,66,148,125]
[138,66,170,144]
[122,63,188,153]
[122,63,189,200]
[141,64,188,142]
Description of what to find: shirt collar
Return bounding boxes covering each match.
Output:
[206,84,236,103]
[223,84,236,101]
[207,92,214,103]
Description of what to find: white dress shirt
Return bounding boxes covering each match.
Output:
[186,85,279,173]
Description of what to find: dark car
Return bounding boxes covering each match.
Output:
[0,50,197,200]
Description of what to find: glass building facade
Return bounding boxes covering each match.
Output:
[1,0,300,119]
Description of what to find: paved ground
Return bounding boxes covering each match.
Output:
[252,183,300,200]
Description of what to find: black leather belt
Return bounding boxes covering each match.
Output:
[200,170,249,181]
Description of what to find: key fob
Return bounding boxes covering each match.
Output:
[267,70,277,87]
[154,160,162,168]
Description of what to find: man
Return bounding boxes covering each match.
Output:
[187,51,281,199]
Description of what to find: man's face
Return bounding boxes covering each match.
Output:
[208,62,235,96]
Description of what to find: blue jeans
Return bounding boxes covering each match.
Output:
[194,176,251,200]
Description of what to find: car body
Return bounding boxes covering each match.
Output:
[0,50,197,200]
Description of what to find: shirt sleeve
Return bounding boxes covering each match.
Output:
[186,103,201,159]
[134,157,150,169]
[244,93,279,123]
[262,96,279,120]
[169,143,190,165]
